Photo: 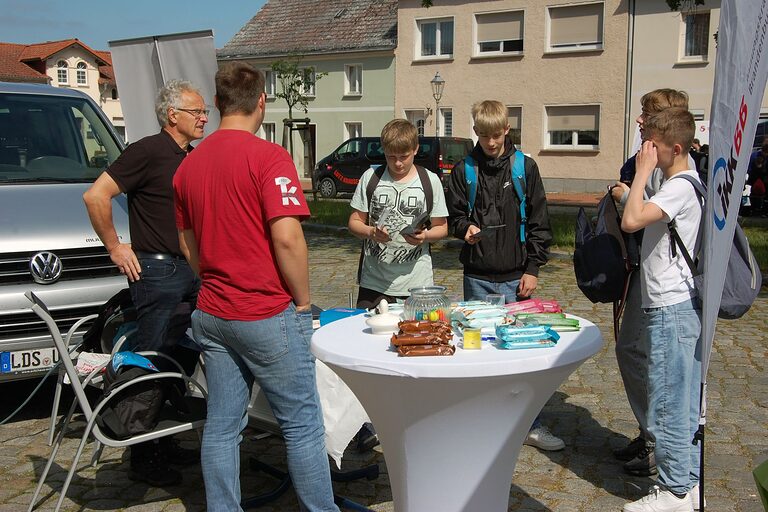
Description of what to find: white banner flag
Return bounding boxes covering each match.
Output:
[702,0,768,421]
[109,30,219,143]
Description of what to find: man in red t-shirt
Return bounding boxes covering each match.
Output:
[173,62,338,512]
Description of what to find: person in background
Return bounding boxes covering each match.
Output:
[610,89,692,480]
[446,100,560,451]
[83,79,206,487]
[173,62,339,512]
[621,107,703,512]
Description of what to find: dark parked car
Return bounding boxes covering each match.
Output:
[313,136,473,198]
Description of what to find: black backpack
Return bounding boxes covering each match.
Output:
[667,173,762,319]
[573,191,639,338]
[96,354,186,440]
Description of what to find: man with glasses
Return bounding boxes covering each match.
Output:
[83,79,208,486]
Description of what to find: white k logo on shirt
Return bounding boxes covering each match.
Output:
[275,177,300,206]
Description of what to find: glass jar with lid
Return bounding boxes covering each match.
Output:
[404,285,451,322]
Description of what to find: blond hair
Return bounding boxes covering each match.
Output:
[640,89,689,116]
[380,119,418,153]
[471,100,508,134]
[644,107,695,151]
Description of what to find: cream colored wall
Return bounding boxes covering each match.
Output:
[45,47,124,135]
[396,0,629,189]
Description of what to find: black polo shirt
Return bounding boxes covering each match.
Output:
[107,130,190,256]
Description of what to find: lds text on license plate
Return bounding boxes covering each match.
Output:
[0,348,59,373]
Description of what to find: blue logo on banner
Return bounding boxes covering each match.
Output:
[712,157,729,230]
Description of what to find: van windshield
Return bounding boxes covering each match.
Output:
[0,93,122,184]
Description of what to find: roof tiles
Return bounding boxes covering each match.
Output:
[219,0,397,58]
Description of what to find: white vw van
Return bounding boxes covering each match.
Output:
[0,82,129,381]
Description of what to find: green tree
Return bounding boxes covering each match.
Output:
[271,56,327,120]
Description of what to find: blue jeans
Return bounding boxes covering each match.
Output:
[191,305,338,512]
[645,298,702,494]
[463,275,522,304]
[462,275,545,430]
[615,272,652,442]
[128,256,200,352]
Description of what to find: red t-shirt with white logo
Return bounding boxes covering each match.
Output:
[173,129,309,321]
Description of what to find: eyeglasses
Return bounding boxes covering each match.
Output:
[175,107,210,118]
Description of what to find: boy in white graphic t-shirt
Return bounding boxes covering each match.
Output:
[620,107,703,512]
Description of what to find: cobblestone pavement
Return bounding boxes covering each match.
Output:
[2,231,767,511]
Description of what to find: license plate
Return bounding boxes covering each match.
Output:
[0,348,60,374]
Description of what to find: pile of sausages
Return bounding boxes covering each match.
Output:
[391,320,455,356]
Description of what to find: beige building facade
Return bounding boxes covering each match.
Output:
[628,0,768,155]
[396,0,630,192]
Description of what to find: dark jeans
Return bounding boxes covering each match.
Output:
[128,256,201,466]
[128,256,201,375]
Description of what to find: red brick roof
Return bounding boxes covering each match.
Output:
[0,43,48,83]
[0,39,115,85]
[219,0,397,59]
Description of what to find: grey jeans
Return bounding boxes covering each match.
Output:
[615,271,653,443]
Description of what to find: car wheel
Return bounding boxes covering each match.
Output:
[318,177,337,198]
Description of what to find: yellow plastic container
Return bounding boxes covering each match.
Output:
[463,327,482,350]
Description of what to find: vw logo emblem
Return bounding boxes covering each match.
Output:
[30,252,63,284]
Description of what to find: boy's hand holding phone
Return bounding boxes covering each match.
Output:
[467,224,505,243]
[465,224,481,245]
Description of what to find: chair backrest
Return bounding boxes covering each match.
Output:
[25,291,95,419]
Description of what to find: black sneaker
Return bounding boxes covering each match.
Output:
[623,445,658,476]
[159,437,200,465]
[356,424,380,453]
[129,454,182,486]
[613,436,647,461]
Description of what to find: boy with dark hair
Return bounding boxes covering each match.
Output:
[446,100,559,451]
[621,107,702,512]
[348,118,448,309]
[174,62,339,512]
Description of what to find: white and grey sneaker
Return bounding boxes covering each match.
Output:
[691,484,706,510]
[623,485,693,512]
[523,425,565,451]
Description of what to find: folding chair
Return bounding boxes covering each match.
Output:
[25,291,207,512]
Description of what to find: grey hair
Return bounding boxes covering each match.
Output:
[155,79,201,127]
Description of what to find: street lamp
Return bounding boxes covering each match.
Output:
[430,71,445,136]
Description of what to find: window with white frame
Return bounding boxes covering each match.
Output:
[57,60,68,85]
[440,108,453,136]
[405,110,427,136]
[260,122,276,143]
[475,10,524,56]
[76,62,87,85]
[344,64,362,96]
[690,109,705,121]
[417,18,454,59]
[507,106,522,146]
[680,11,710,60]
[344,122,362,140]
[547,2,604,52]
[545,105,600,149]
[263,69,276,98]
[302,68,316,97]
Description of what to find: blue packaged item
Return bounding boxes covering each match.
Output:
[319,307,367,326]
[110,351,158,373]
[496,325,560,350]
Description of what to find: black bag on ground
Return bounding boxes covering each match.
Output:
[574,191,635,303]
[96,353,186,440]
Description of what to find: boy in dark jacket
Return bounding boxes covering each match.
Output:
[446,100,560,450]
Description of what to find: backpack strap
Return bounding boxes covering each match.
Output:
[511,150,527,243]
[365,164,385,208]
[464,151,527,241]
[666,173,705,277]
[464,155,477,216]
[415,165,434,215]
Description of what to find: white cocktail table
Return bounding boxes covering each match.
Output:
[311,314,603,512]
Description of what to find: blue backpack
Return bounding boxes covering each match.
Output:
[464,150,527,242]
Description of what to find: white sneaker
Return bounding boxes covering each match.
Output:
[623,486,693,512]
[524,425,565,451]
[691,484,706,510]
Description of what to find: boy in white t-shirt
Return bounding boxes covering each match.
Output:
[621,107,703,512]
